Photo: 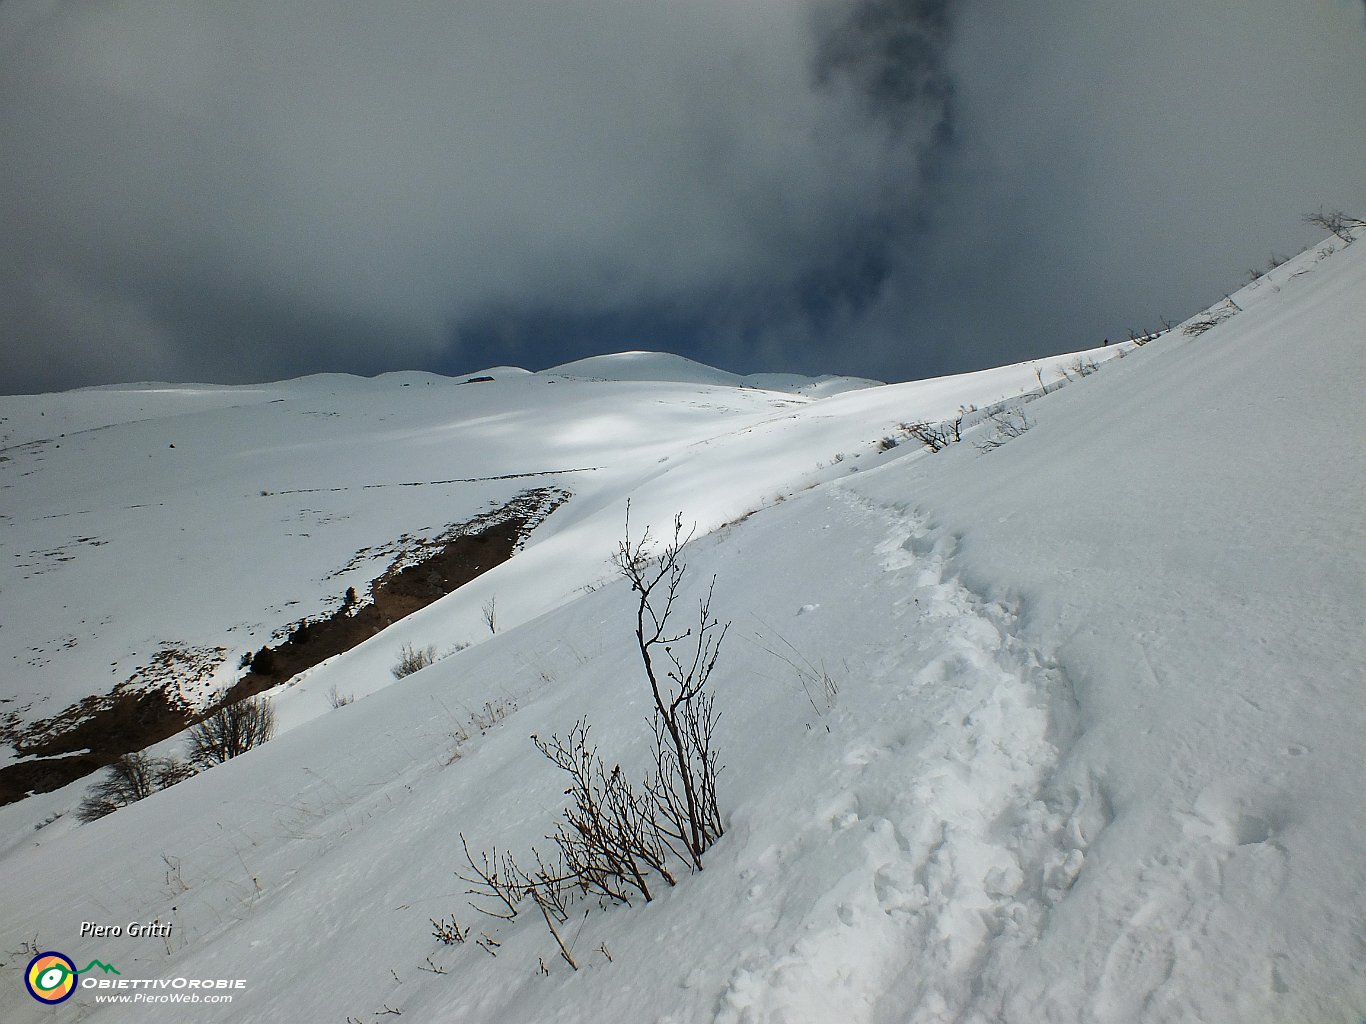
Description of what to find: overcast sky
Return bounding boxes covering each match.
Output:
[2,0,1363,393]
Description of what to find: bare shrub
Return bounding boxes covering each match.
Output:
[902,420,954,452]
[430,914,470,946]
[535,720,676,905]
[156,758,198,788]
[1069,356,1100,377]
[616,509,726,869]
[450,507,729,970]
[327,684,354,709]
[1183,298,1241,337]
[76,795,120,823]
[392,642,437,679]
[899,406,971,453]
[1304,207,1364,244]
[951,406,973,442]
[76,752,197,822]
[469,699,514,734]
[481,597,498,635]
[187,693,276,767]
[976,407,1033,452]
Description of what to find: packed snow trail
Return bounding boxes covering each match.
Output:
[713,492,1096,1024]
[847,236,1366,1022]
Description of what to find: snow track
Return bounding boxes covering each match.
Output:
[715,490,1101,1023]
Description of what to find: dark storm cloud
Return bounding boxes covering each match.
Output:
[0,0,1363,393]
[832,0,1366,379]
[1,0,945,391]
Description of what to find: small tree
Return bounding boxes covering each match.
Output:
[451,507,729,970]
[187,693,276,767]
[614,508,726,870]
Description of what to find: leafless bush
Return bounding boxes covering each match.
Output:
[1183,313,1227,337]
[430,914,470,945]
[187,693,276,767]
[1183,299,1241,337]
[616,509,726,869]
[1069,356,1100,378]
[952,406,974,442]
[535,720,676,904]
[457,834,532,921]
[454,833,582,966]
[902,420,955,452]
[327,684,354,709]
[1304,207,1364,244]
[975,408,1033,452]
[449,507,729,970]
[76,752,197,822]
[469,699,514,734]
[156,758,198,787]
[392,642,437,679]
[481,597,498,635]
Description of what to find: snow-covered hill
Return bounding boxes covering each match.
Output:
[0,238,1361,1023]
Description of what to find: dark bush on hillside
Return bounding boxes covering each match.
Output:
[250,646,277,675]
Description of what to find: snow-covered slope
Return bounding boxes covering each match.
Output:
[543,350,884,396]
[0,239,1361,1023]
[0,349,1070,761]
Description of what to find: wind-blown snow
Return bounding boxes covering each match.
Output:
[0,240,1361,1022]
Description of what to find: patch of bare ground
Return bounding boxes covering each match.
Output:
[0,486,570,806]
[0,645,222,805]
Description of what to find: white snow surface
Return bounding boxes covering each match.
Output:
[0,239,1361,1022]
[542,350,884,396]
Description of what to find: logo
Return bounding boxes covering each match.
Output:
[24,952,120,1004]
[25,952,78,1004]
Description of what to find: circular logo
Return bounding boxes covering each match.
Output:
[25,952,78,1004]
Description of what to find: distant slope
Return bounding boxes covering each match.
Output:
[542,349,883,395]
[0,347,1076,784]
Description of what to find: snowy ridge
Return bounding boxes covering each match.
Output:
[0,237,1362,1023]
[541,350,883,396]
